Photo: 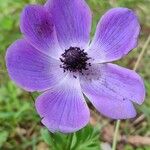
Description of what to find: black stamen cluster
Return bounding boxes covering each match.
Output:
[60,47,91,73]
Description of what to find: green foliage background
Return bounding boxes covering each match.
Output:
[0,0,150,149]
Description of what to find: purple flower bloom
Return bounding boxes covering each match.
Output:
[6,0,145,133]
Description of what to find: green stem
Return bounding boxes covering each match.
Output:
[112,120,120,150]
[29,92,35,102]
[65,134,74,150]
[133,34,150,71]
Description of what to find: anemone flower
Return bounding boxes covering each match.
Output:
[6,0,145,133]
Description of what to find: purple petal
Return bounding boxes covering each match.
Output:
[89,95,136,119]
[6,39,66,92]
[80,63,145,119]
[20,5,62,58]
[35,74,90,133]
[45,0,92,49]
[88,8,140,63]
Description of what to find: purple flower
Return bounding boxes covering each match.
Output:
[6,0,145,133]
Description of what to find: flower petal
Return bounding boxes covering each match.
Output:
[35,74,90,133]
[88,8,140,63]
[6,39,66,92]
[80,63,145,119]
[45,0,92,49]
[20,5,62,59]
[88,95,136,119]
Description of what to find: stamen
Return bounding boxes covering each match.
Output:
[60,47,91,73]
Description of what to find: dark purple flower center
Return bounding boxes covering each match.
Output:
[60,47,91,73]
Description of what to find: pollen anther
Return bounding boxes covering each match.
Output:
[60,47,91,73]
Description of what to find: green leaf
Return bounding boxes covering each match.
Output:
[41,128,53,146]
[40,125,100,150]
[0,16,13,30]
[0,131,9,148]
[72,125,100,150]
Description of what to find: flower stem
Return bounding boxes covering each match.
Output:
[112,34,150,150]
[133,34,150,71]
[112,120,120,150]
[65,133,74,150]
[29,92,35,102]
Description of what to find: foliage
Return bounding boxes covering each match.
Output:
[41,125,100,150]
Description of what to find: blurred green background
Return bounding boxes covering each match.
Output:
[0,0,150,149]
